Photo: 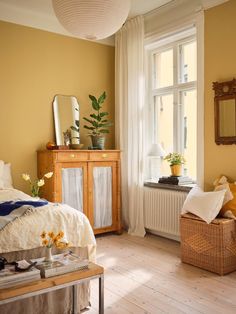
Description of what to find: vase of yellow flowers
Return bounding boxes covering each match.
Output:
[41,230,69,262]
[22,172,53,197]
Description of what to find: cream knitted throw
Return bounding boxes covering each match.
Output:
[0,189,96,261]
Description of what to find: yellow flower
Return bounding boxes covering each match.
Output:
[44,172,53,178]
[22,173,30,181]
[40,231,46,238]
[53,238,58,244]
[55,242,62,249]
[40,230,67,250]
[22,171,53,197]
[56,241,70,249]
[42,239,49,246]
[37,179,45,187]
[57,231,64,239]
[48,231,55,239]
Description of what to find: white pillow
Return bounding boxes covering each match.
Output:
[181,186,226,223]
[2,163,13,188]
[0,160,4,188]
[0,180,4,189]
[0,188,32,202]
[214,183,233,205]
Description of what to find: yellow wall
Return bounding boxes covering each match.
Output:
[204,0,236,189]
[0,21,115,192]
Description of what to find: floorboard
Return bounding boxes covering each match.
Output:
[87,233,236,314]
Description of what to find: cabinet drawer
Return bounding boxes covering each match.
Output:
[89,151,120,161]
[56,152,89,162]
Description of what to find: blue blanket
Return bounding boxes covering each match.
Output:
[0,200,48,230]
[0,201,48,216]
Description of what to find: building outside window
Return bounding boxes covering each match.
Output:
[147,31,197,180]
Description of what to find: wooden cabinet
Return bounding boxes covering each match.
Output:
[37,150,121,235]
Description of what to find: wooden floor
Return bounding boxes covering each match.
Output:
[87,232,236,314]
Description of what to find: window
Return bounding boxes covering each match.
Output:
[147,33,197,179]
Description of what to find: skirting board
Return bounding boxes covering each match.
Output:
[146,228,180,242]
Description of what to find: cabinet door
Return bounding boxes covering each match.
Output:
[88,161,119,233]
[56,162,88,216]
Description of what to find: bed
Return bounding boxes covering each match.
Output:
[0,187,96,314]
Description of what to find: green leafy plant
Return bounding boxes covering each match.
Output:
[83,91,112,136]
[164,153,186,166]
[70,108,80,140]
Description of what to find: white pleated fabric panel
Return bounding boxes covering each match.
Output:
[115,16,146,236]
[93,167,112,228]
[52,0,130,40]
[62,168,83,212]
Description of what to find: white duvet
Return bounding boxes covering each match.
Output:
[0,189,96,260]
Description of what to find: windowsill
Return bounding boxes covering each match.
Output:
[144,180,195,192]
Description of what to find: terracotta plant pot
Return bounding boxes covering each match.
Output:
[170,164,182,176]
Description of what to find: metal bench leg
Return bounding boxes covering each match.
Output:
[99,274,104,314]
[73,284,80,314]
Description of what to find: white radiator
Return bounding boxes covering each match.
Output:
[144,187,188,241]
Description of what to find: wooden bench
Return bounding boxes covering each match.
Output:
[0,262,104,314]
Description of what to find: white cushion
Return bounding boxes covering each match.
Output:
[3,163,13,188]
[0,180,4,189]
[0,160,5,189]
[0,162,13,189]
[214,183,233,205]
[0,188,32,202]
[181,186,226,223]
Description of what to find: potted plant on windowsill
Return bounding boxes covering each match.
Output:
[83,91,112,150]
[164,152,185,176]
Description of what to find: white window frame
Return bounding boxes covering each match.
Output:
[150,35,197,154]
[145,13,204,186]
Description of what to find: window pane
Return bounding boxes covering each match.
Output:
[181,89,197,179]
[154,49,173,88]
[179,41,196,83]
[154,94,174,176]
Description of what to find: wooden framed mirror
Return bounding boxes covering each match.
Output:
[213,78,236,145]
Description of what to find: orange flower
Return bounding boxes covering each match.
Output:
[55,242,63,249]
[42,239,49,246]
[40,231,46,239]
[48,231,55,239]
[57,231,64,239]
[40,230,68,250]
[55,241,70,249]
[53,237,58,243]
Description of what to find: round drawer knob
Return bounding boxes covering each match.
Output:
[70,154,75,158]
[102,154,107,158]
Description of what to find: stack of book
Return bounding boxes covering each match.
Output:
[0,261,41,289]
[31,253,89,278]
[158,176,194,185]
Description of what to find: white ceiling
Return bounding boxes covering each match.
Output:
[129,0,173,17]
[0,0,173,45]
[0,0,228,45]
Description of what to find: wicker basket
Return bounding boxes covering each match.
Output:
[180,213,236,275]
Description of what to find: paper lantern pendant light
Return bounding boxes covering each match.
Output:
[52,0,130,40]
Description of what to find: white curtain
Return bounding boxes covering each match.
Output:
[62,168,83,212]
[93,167,112,228]
[115,15,146,237]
